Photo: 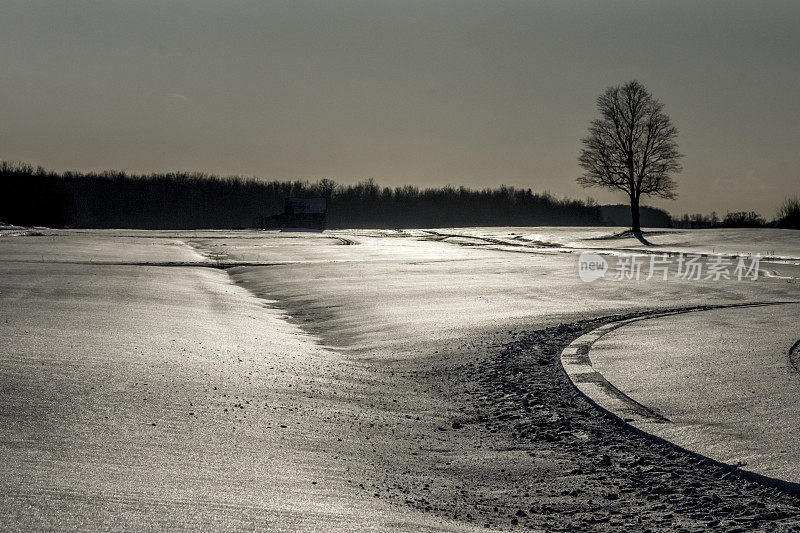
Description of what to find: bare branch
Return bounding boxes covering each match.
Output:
[577,80,683,208]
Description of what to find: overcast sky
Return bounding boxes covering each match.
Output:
[2,1,798,217]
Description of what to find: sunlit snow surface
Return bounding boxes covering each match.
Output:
[1,226,799,528]
[187,227,800,355]
[3,226,798,356]
[590,303,800,484]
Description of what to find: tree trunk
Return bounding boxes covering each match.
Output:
[630,196,641,234]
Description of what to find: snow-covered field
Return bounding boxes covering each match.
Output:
[590,303,800,485]
[1,226,799,530]
[194,227,800,356]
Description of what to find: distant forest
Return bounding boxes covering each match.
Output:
[597,204,672,229]
[1,162,616,229]
[672,203,800,230]
[8,161,793,230]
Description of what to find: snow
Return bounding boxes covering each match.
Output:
[1,226,799,528]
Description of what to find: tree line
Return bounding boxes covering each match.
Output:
[672,200,800,230]
[1,161,604,229]
[4,162,794,230]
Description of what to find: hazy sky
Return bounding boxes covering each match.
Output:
[2,1,798,217]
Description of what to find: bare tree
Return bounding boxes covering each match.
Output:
[578,80,682,234]
[777,196,800,229]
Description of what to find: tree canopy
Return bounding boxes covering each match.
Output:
[578,80,682,233]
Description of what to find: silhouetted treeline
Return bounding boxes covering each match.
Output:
[598,204,672,228]
[329,179,603,228]
[1,162,604,229]
[672,211,767,229]
[671,195,800,230]
[776,197,800,229]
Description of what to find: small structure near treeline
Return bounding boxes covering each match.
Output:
[260,197,327,230]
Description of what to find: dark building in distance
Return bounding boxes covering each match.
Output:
[261,197,327,231]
